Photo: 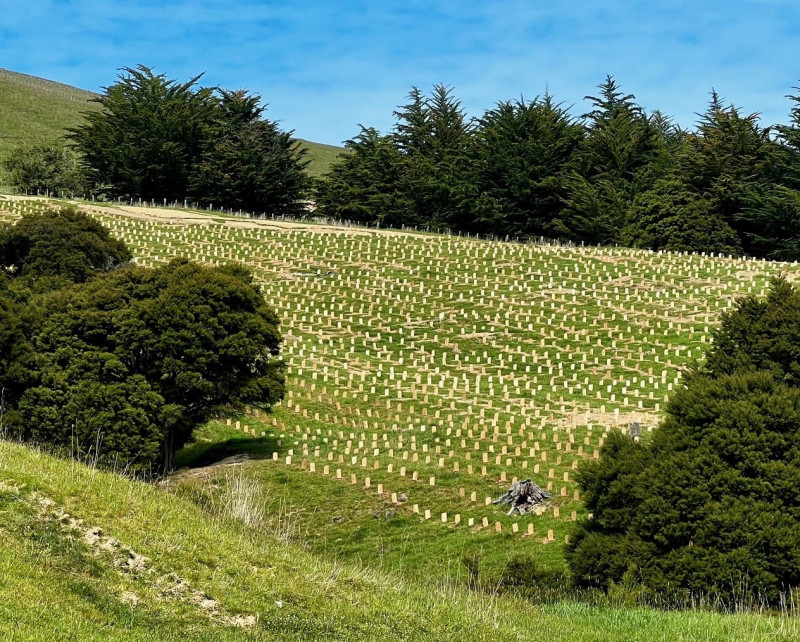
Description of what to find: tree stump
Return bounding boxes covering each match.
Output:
[493,479,550,515]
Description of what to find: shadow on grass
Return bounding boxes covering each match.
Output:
[175,434,281,470]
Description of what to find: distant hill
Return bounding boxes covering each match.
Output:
[296,137,345,179]
[0,68,343,181]
[0,68,97,177]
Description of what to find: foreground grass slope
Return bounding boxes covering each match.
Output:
[0,68,342,183]
[1,439,797,641]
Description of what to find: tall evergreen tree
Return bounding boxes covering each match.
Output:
[392,85,474,230]
[467,96,583,236]
[189,90,310,215]
[680,93,775,255]
[316,126,411,226]
[557,76,668,244]
[69,65,216,201]
[773,87,800,189]
[739,88,800,260]
[393,87,434,158]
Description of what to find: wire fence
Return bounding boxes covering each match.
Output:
[6,188,776,261]
[0,68,96,102]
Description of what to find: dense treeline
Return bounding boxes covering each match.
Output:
[8,68,800,257]
[318,78,800,259]
[567,277,800,605]
[33,66,309,215]
[0,206,285,473]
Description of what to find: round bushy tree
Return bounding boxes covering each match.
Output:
[567,277,800,605]
[16,259,284,472]
[18,351,167,473]
[3,143,86,196]
[0,205,131,287]
[1,210,284,473]
[623,179,742,255]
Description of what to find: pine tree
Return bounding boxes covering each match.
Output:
[681,93,775,255]
[468,96,583,236]
[69,65,216,201]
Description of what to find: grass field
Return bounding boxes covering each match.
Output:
[0,69,97,181]
[5,438,797,641]
[1,196,796,585]
[2,196,799,638]
[0,69,343,184]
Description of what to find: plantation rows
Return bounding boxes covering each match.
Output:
[2,197,797,543]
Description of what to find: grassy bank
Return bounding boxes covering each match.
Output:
[2,439,798,640]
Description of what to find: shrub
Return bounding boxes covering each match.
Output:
[567,278,800,606]
[0,206,131,287]
[3,144,86,196]
[497,555,567,591]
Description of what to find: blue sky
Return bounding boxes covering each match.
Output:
[3,1,800,145]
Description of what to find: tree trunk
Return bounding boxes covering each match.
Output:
[493,479,550,515]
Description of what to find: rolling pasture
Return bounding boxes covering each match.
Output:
[1,196,796,580]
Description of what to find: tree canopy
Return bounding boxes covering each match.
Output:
[0,207,285,473]
[565,278,800,605]
[0,205,130,287]
[318,77,800,260]
[189,90,310,216]
[467,96,583,237]
[68,65,310,214]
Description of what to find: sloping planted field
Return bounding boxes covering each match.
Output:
[2,196,797,579]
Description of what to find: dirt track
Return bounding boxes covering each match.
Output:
[2,194,387,236]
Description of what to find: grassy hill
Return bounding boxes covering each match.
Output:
[2,196,800,639]
[0,69,97,175]
[297,138,345,178]
[5,438,793,641]
[0,69,343,182]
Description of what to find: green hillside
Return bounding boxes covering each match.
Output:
[0,69,343,182]
[298,138,346,178]
[5,437,794,641]
[2,196,800,638]
[0,69,97,175]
